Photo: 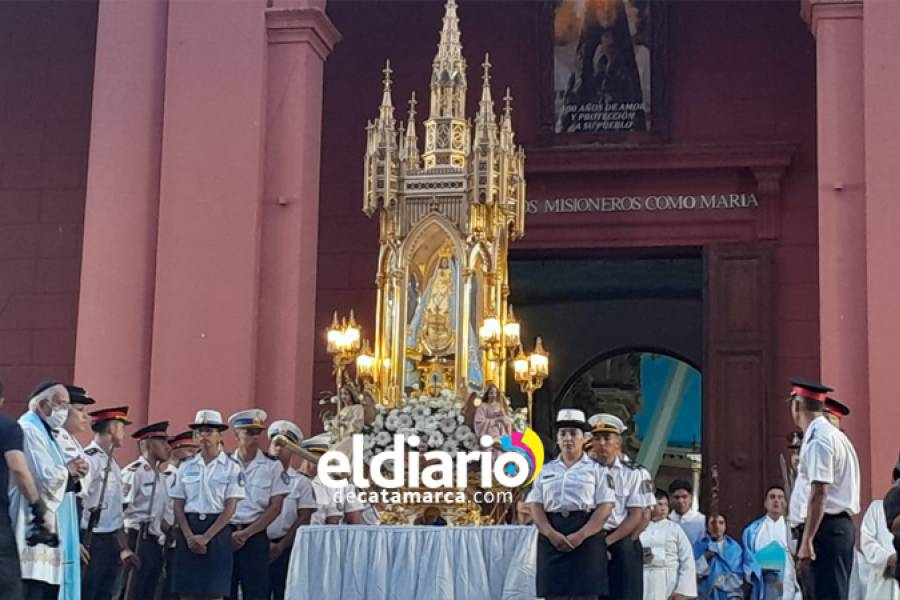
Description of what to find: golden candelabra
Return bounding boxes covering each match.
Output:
[325,311,361,436]
[512,337,549,427]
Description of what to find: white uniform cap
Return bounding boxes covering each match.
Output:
[267,420,303,444]
[556,408,590,431]
[589,413,627,434]
[228,409,268,430]
[188,409,229,431]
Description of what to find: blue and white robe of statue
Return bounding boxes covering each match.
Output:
[9,410,81,600]
[742,515,800,600]
[695,534,745,600]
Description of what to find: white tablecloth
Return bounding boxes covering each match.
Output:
[285,525,538,600]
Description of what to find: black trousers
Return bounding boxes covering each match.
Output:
[796,513,855,600]
[115,528,164,600]
[22,580,58,600]
[82,531,122,600]
[269,536,292,600]
[0,515,23,600]
[230,528,270,600]
[607,535,643,600]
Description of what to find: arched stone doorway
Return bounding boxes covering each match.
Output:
[555,348,703,505]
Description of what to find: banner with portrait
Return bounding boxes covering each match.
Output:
[553,0,660,141]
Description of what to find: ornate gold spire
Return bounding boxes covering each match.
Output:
[401,92,420,171]
[362,0,528,402]
[474,53,497,145]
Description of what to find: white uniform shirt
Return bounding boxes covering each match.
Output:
[122,456,169,541]
[267,467,317,540]
[669,509,706,546]
[54,428,92,497]
[162,463,177,530]
[640,518,697,599]
[81,441,125,533]
[169,451,245,514]
[310,476,344,524]
[526,454,616,513]
[789,416,861,526]
[599,457,653,530]
[230,450,292,525]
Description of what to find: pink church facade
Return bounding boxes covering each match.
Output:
[0,0,898,519]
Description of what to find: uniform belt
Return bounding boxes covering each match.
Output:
[547,510,589,518]
[232,523,254,531]
[823,511,851,520]
[187,512,220,521]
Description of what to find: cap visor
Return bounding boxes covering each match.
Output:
[188,423,229,431]
[557,420,591,432]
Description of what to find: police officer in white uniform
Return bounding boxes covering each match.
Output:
[787,379,861,600]
[81,406,138,600]
[227,409,292,600]
[169,410,245,599]
[587,413,654,600]
[52,383,93,563]
[159,431,198,600]
[527,409,616,599]
[301,433,366,525]
[266,420,317,600]
[119,421,171,599]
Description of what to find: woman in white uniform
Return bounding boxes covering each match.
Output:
[527,409,615,600]
[169,410,245,600]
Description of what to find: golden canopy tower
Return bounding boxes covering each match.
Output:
[362,0,527,405]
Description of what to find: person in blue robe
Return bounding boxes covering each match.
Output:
[694,513,745,599]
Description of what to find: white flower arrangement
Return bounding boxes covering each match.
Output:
[511,407,529,433]
[359,391,479,461]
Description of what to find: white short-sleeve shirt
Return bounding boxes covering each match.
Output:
[310,476,344,524]
[81,441,125,533]
[230,450,292,525]
[169,451,245,514]
[122,456,169,540]
[54,428,92,497]
[526,454,616,513]
[789,416,861,525]
[267,468,317,539]
[599,457,651,530]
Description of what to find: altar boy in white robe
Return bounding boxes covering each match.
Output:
[640,488,697,600]
[856,463,900,600]
[742,485,800,600]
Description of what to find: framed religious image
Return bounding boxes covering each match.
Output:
[540,0,669,145]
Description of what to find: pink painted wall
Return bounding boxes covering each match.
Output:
[0,1,97,416]
[75,0,168,436]
[148,0,269,433]
[863,0,900,497]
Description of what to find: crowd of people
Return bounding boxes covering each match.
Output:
[525,379,900,600]
[1,376,898,600]
[0,379,375,600]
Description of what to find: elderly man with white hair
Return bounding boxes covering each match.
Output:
[10,381,83,600]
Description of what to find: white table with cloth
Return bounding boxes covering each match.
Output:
[284,525,538,600]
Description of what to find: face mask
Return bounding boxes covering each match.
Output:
[45,406,69,430]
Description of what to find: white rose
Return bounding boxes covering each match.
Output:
[440,417,457,434]
[427,431,445,448]
[397,413,414,429]
[384,414,399,431]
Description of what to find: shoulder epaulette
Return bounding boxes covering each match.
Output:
[85,447,100,456]
[126,461,141,472]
